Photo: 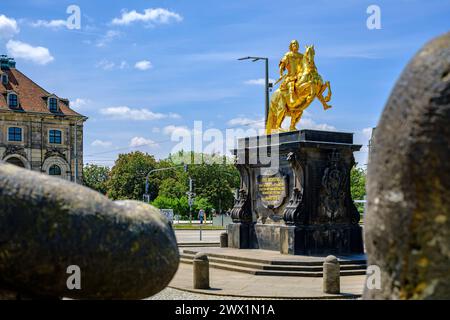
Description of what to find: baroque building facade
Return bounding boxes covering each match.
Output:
[0,55,86,182]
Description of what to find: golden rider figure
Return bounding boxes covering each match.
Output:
[279,40,303,105]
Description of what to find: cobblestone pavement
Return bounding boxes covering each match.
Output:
[147,288,355,300]
[147,288,268,300]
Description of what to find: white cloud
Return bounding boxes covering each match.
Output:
[163,125,191,136]
[91,140,112,148]
[353,127,375,167]
[168,112,181,119]
[0,15,19,39]
[152,127,161,133]
[96,59,115,70]
[96,59,130,70]
[227,117,265,129]
[129,136,158,148]
[99,106,178,121]
[119,60,129,69]
[227,115,335,132]
[6,40,54,65]
[244,78,276,86]
[134,60,152,71]
[96,30,121,47]
[30,19,67,29]
[362,127,373,140]
[112,8,183,26]
[295,118,336,131]
[70,98,90,110]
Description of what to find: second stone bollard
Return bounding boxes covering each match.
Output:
[220,232,228,248]
[323,255,340,294]
[193,253,210,289]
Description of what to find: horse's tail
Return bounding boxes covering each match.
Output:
[266,90,279,135]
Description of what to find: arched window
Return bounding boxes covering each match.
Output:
[8,93,18,108]
[5,156,25,168]
[49,164,62,176]
[48,97,58,112]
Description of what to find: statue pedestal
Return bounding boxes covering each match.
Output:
[228,129,364,255]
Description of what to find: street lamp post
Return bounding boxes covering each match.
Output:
[143,164,187,203]
[238,56,271,125]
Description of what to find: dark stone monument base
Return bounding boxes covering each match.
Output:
[229,223,364,255]
[254,224,281,251]
[227,223,256,249]
[280,224,364,255]
[229,129,364,256]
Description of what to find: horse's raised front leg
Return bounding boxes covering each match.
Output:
[318,82,332,110]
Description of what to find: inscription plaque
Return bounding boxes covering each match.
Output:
[257,171,287,209]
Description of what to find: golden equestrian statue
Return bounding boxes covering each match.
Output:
[266,40,332,134]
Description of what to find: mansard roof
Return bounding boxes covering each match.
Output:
[0,64,84,118]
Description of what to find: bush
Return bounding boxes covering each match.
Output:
[151,195,214,220]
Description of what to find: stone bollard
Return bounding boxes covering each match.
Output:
[220,232,228,248]
[364,32,450,299]
[0,162,179,299]
[323,255,340,294]
[193,253,210,289]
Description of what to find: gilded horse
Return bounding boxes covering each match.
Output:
[266,45,332,134]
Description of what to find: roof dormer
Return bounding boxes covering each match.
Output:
[7,91,19,109]
[1,73,8,85]
[47,95,59,113]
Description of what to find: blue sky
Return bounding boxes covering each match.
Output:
[1,0,449,167]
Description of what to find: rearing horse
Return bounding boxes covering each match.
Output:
[266,45,332,134]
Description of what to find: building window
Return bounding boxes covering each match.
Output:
[49,164,62,176]
[1,74,8,85]
[8,127,22,142]
[49,129,62,144]
[48,97,58,112]
[8,93,18,108]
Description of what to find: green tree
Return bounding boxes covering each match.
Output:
[188,162,239,213]
[107,151,158,200]
[350,166,366,213]
[82,163,110,194]
[152,195,182,212]
[162,151,240,213]
[158,177,187,199]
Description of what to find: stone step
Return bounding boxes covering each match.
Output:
[182,249,367,266]
[179,258,366,277]
[180,253,366,272]
[178,242,220,247]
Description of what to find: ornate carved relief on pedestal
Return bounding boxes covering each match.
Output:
[318,150,347,223]
[283,152,306,225]
[230,163,252,223]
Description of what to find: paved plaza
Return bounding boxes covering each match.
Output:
[175,230,223,244]
[164,263,365,299]
[171,233,366,299]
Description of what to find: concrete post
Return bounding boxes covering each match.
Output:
[193,253,210,289]
[220,232,228,248]
[323,255,340,294]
